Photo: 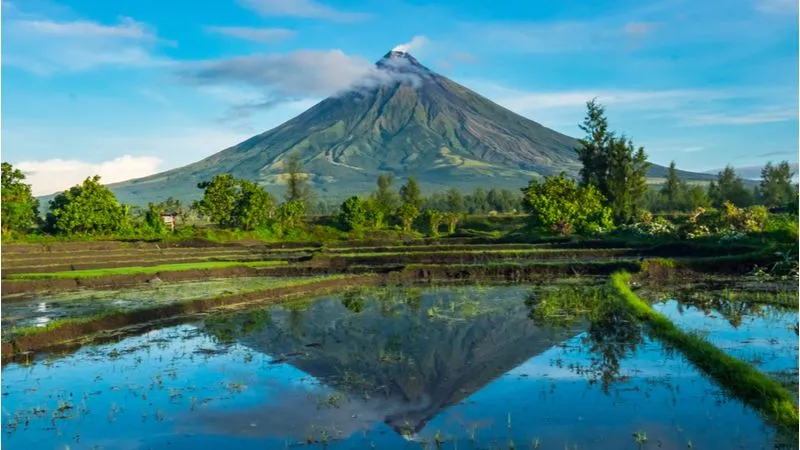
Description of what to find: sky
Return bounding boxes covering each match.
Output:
[2,0,798,196]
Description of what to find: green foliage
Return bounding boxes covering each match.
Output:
[144,203,167,234]
[657,161,692,211]
[708,166,754,207]
[443,212,461,234]
[522,173,613,235]
[759,161,796,208]
[374,173,399,214]
[611,272,798,431]
[576,100,649,224]
[421,209,444,236]
[236,180,276,230]
[1,162,39,234]
[363,198,385,229]
[284,152,314,207]
[397,203,419,231]
[197,175,276,230]
[276,200,305,228]
[399,177,422,208]
[46,176,128,235]
[445,188,465,213]
[338,196,367,231]
[196,174,238,228]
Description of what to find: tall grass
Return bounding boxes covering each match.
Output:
[610,271,798,432]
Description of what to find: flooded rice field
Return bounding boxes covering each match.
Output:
[654,296,799,396]
[2,285,794,449]
[1,277,315,333]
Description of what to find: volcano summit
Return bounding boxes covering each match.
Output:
[109,50,707,205]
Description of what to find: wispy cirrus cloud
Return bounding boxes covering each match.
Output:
[684,108,798,126]
[2,5,172,73]
[205,26,296,43]
[236,0,371,22]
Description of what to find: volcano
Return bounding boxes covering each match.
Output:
[109,50,711,205]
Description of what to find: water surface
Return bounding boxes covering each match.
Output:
[2,286,789,449]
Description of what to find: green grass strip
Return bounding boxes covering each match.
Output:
[7,260,287,280]
[610,271,799,431]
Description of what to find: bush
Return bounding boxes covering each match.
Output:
[522,173,613,235]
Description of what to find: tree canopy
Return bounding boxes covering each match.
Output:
[1,162,39,234]
[46,176,127,235]
[522,173,613,235]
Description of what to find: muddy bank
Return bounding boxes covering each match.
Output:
[1,254,303,276]
[387,262,642,283]
[0,264,398,298]
[1,274,380,359]
[1,239,320,255]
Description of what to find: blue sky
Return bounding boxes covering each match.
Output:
[2,0,798,195]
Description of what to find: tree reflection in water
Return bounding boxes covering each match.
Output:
[526,285,644,393]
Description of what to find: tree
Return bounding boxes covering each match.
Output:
[660,161,688,211]
[374,173,399,214]
[576,98,613,193]
[235,180,276,230]
[144,203,167,233]
[708,166,753,207]
[399,177,422,209]
[687,185,711,209]
[338,196,367,231]
[197,175,276,230]
[1,162,39,234]
[363,198,385,229]
[575,100,650,224]
[522,173,613,235]
[397,203,419,232]
[443,212,461,234]
[759,161,796,208]
[469,187,488,214]
[196,174,238,228]
[276,201,305,228]
[422,209,444,236]
[284,152,313,207]
[46,176,127,235]
[444,188,465,213]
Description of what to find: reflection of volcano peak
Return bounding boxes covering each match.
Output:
[208,287,582,435]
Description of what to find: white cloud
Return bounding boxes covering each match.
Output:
[180,50,375,97]
[180,49,428,107]
[3,7,171,73]
[17,155,163,196]
[392,35,429,53]
[237,0,371,22]
[4,125,253,195]
[205,26,296,42]
[684,109,798,126]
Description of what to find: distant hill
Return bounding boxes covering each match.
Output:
[704,163,799,182]
[107,50,714,205]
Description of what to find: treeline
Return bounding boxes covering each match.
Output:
[1,99,796,240]
[644,161,797,212]
[520,99,797,236]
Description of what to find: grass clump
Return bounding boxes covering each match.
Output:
[610,271,799,432]
[7,260,287,280]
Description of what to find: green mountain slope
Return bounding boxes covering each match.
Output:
[108,50,713,205]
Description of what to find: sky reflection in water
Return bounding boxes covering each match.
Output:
[1,286,785,449]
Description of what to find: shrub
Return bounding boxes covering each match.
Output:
[522,173,613,235]
[338,196,367,231]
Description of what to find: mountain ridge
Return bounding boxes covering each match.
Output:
[107,50,714,205]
